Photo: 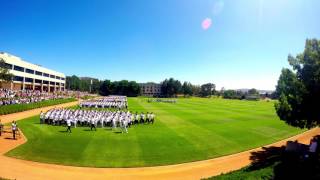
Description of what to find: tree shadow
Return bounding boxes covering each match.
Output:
[247,136,320,179]
[58,130,68,133]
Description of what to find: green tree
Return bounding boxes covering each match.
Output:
[99,80,112,96]
[127,81,141,97]
[182,81,193,97]
[246,88,260,100]
[200,83,216,97]
[223,90,237,99]
[66,75,81,90]
[275,39,320,128]
[0,58,13,88]
[191,85,201,96]
[99,80,140,97]
[248,88,259,95]
[160,78,182,97]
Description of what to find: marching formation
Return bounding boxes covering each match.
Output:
[80,96,128,109]
[147,98,177,103]
[40,108,155,133]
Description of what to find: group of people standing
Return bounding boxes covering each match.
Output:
[147,98,177,103]
[40,108,155,133]
[80,96,128,109]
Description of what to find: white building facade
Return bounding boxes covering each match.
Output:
[0,52,66,92]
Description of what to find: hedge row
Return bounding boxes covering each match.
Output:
[0,98,77,115]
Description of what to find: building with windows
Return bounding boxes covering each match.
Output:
[0,52,66,92]
[139,82,161,97]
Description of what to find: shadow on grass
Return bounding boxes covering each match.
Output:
[113,131,123,134]
[58,130,69,133]
[83,129,98,131]
[246,135,320,179]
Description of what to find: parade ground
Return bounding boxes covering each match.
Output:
[1,97,318,179]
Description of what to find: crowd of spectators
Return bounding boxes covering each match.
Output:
[65,90,97,99]
[0,88,71,106]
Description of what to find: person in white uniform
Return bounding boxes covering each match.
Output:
[66,119,72,133]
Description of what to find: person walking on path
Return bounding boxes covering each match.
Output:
[0,119,3,136]
[11,121,17,140]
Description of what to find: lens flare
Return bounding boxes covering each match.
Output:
[201,18,212,30]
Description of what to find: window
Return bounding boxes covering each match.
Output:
[61,78,65,80]
[35,71,42,76]
[50,75,55,78]
[25,78,33,83]
[35,79,42,84]
[26,68,34,74]
[50,81,55,85]
[56,76,60,80]
[56,82,60,86]
[13,76,23,82]
[43,80,49,84]
[43,73,49,77]
[4,63,13,69]
[61,83,65,86]
[14,65,24,72]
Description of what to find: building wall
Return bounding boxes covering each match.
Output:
[140,83,161,96]
[0,52,66,92]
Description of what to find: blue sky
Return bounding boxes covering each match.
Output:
[1,0,319,90]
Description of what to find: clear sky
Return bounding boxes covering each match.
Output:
[1,0,319,90]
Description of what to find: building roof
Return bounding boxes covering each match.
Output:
[0,52,65,77]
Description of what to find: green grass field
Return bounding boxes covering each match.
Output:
[6,97,304,167]
[0,98,76,115]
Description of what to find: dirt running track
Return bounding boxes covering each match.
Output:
[0,102,319,180]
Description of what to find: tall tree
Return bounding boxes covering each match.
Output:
[182,81,193,97]
[200,83,216,97]
[99,80,140,97]
[0,58,13,88]
[275,39,320,128]
[127,81,141,97]
[99,80,112,96]
[191,85,201,96]
[248,88,259,95]
[66,75,81,90]
[160,78,182,97]
[223,90,237,99]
